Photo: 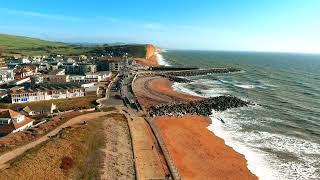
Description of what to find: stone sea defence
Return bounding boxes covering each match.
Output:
[148,96,250,117]
[157,67,241,77]
[150,66,198,71]
[159,74,192,83]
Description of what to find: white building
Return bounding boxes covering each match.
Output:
[85,71,111,82]
[0,69,14,84]
[10,86,85,104]
[21,57,31,64]
[0,109,34,135]
[70,71,111,83]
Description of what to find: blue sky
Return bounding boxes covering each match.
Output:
[0,0,320,53]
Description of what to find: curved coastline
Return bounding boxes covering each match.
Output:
[174,81,274,180]
[136,51,258,179]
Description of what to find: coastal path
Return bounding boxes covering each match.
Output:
[119,106,169,179]
[0,112,112,170]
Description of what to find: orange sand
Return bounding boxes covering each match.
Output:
[133,76,201,107]
[155,115,258,180]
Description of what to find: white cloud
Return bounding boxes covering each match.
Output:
[142,23,165,30]
[0,8,82,22]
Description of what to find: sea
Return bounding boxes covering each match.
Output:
[156,50,320,180]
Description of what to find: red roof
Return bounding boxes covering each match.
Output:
[0,109,34,130]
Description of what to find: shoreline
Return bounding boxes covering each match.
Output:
[133,63,258,179]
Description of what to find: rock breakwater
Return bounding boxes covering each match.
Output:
[157,68,240,77]
[148,96,250,117]
[159,75,192,83]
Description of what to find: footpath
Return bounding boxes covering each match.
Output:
[120,107,169,179]
[0,112,109,170]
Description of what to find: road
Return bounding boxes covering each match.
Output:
[96,70,170,179]
[97,74,123,108]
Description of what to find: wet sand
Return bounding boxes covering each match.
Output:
[133,76,201,108]
[133,76,257,179]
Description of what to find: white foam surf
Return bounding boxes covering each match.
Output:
[208,111,276,180]
[172,83,204,97]
[155,52,170,66]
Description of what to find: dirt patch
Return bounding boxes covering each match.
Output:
[60,156,74,171]
[101,106,117,112]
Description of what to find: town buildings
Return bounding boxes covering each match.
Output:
[13,65,38,79]
[10,85,85,104]
[0,69,14,84]
[64,63,97,75]
[20,103,57,116]
[0,109,34,136]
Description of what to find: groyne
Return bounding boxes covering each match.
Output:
[159,74,192,83]
[148,96,250,117]
[156,67,240,76]
[150,66,198,71]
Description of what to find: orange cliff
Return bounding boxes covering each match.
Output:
[134,44,159,66]
[146,44,156,60]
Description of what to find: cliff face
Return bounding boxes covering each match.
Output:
[145,44,156,60]
[134,44,159,66]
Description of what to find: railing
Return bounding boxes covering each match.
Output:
[145,116,182,180]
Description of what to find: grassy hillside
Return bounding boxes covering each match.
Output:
[0,34,66,49]
[0,33,149,58]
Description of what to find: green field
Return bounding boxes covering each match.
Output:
[0,33,147,57]
[0,34,66,49]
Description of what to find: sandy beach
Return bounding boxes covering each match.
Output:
[133,75,258,179]
[133,76,201,108]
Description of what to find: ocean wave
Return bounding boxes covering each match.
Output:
[172,83,204,97]
[208,109,320,180]
[208,111,276,180]
[155,52,170,66]
[172,82,228,97]
[234,84,256,89]
[218,79,276,89]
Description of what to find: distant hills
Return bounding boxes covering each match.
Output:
[0,33,150,59]
[0,34,66,49]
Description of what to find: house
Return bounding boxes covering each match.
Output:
[10,85,85,104]
[84,71,111,82]
[37,63,49,71]
[31,56,43,63]
[20,103,57,116]
[48,69,65,75]
[43,75,70,83]
[14,65,38,79]
[0,69,14,84]
[49,62,63,70]
[9,77,30,86]
[97,59,125,72]
[30,75,44,85]
[21,57,31,64]
[69,71,111,83]
[79,55,87,60]
[0,109,34,136]
[64,63,97,75]
[5,58,22,65]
